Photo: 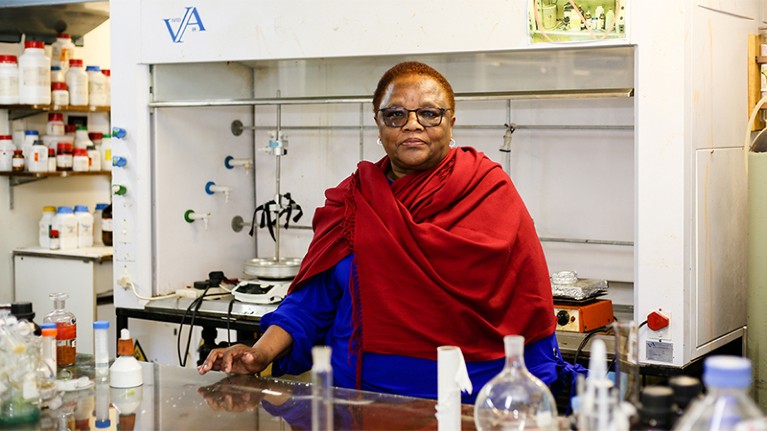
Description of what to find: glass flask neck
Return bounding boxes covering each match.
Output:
[503,335,527,371]
[53,298,66,310]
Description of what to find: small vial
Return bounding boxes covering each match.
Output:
[12,149,24,172]
[49,230,60,250]
[311,346,333,431]
[94,320,110,382]
[40,322,57,377]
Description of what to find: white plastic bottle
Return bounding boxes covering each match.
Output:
[52,206,78,250]
[49,65,64,84]
[102,69,111,106]
[38,206,56,249]
[50,81,68,106]
[0,135,15,172]
[22,130,39,167]
[28,140,48,173]
[46,112,65,136]
[86,65,107,107]
[100,133,112,172]
[72,148,89,172]
[73,125,92,150]
[65,59,88,106]
[18,40,51,105]
[0,55,19,104]
[74,205,94,248]
[93,203,107,246]
[50,34,75,74]
[87,145,101,171]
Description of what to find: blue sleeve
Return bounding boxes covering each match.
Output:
[259,263,345,376]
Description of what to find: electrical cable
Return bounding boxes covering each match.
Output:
[127,280,178,301]
[177,285,211,367]
[573,326,614,367]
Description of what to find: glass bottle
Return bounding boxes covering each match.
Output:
[311,346,333,431]
[102,203,113,246]
[43,293,77,367]
[637,386,674,430]
[474,335,558,431]
[674,356,767,431]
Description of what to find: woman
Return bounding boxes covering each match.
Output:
[199,61,582,403]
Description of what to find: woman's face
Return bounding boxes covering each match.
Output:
[375,74,455,180]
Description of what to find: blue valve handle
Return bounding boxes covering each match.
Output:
[224,156,234,169]
[205,181,216,195]
[112,156,127,168]
[112,127,127,139]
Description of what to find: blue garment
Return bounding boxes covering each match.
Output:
[261,254,582,404]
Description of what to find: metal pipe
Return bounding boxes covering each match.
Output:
[539,237,633,246]
[274,92,282,262]
[148,88,634,108]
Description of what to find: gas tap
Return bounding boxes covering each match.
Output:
[184,209,211,230]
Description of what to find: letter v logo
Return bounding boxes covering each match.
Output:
[164,7,206,43]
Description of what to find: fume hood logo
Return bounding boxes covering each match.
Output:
[163,7,206,43]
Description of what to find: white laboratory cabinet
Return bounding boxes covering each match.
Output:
[109,0,761,370]
[13,246,116,358]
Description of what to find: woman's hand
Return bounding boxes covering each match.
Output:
[197,344,269,375]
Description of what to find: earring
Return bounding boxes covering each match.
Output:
[377,138,383,146]
[449,138,456,148]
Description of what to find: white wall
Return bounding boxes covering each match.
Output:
[0,20,112,303]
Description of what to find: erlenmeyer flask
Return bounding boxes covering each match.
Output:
[474,335,558,431]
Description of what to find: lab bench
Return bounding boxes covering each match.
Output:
[34,355,474,430]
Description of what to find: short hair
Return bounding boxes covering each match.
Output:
[372,61,455,112]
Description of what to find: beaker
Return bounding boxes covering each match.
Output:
[612,320,640,405]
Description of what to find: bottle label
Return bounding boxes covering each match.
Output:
[102,219,113,232]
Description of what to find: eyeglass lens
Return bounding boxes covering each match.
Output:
[379,108,447,127]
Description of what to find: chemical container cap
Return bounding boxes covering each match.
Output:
[102,133,111,138]
[86,65,101,72]
[48,148,55,155]
[43,205,56,212]
[50,229,59,237]
[75,125,87,131]
[74,205,89,212]
[25,130,40,135]
[0,55,17,63]
[69,59,83,67]
[48,113,64,121]
[10,302,34,319]
[13,149,21,155]
[703,356,752,389]
[57,33,71,39]
[41,327,57,337]
[41,322,56,329]
[56,206,73,214]
[73,148,88,156]
[95,203,108,210]
[95,419,111,429]
[56,142,73,151]
[93,320,109,329]
[51,65,61,71]
[24,40,44,49]
[102,69,110,76]
[51,82,67,90]
[88,132,103,140]
[0,135,12,140]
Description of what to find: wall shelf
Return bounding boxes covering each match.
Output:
[0,0,109,45]
[1,104,110,121]
[1,170,110,209]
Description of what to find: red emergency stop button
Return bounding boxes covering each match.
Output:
[647,311,670,331]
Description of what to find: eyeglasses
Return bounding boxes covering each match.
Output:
[377,107,450,128]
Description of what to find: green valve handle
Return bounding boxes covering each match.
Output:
[112,184,127,196]
[184,210,195,223]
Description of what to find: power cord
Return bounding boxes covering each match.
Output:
[177,284,211,367]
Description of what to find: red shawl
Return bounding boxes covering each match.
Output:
[289,147,555,362]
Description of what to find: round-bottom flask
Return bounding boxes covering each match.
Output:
[474,335,558,431]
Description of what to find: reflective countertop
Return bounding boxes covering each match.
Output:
[33,356,476,430]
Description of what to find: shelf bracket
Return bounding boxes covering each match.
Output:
[7,176,48,210]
